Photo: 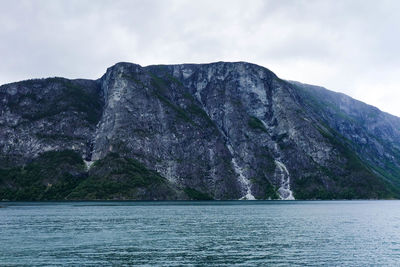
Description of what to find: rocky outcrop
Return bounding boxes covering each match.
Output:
[1,61,400,200]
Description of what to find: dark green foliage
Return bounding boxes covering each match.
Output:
[125,70,216,130]
[68,153,175,200]
[293,82,354,122]
[263,182,279,200]
[0,151,178,201]
[150,74,170,94]
[147,74,195,125]
[251,177,279,200]
[0,155,22,169]
[61,80,103,124]
[33,150,84,166]
[293,174,376,200]
[0,150,86,201]
[187,104,217,128]
[291,82,400,198]
[248,116,267,132]
[184,187,213,200]
[122,73,143,85]
[149,73,217,128]
[249,150,279,199]
[153,90,194,124]
[20,78,102,124]
[293,126,397,199]
[357,136,400,188]
[166,74,184,86]
[317,126,374,174]
[293,175,334,200]
[3,63,400,201]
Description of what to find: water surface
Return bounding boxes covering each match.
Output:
[1,201,399,266]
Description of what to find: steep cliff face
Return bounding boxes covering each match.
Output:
[0,78,103,167]
[292,81,400,189]
[1,61,400,200]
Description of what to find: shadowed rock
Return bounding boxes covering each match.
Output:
[1,61,400,200]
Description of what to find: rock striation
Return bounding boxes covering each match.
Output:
[1,61,400,200]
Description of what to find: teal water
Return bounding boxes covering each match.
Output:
[1,201,400,266]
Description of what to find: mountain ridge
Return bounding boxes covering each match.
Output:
[1,61,400,200]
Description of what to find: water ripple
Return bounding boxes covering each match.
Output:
[1,201,400,266]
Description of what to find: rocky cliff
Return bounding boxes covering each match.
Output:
[1,61,400,200]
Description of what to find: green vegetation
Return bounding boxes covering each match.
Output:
[0,151,176,201]
[293,174,374,200]
[293,83,354,122]
[166,73,184,86]
[187,103,218,128]
[248,116,267,132]
[264,183,279,199]
[68,153,175,200]
[153,89,195,124]
[288,82,399,199]
[122,73,143,86]
[0,150,86,201]
[360,136,400,187]
[291,125,398,199]
[62,80,103,124]
[149,72,218,128]
[125,69,217,129]
[184,187,213,200]
[146,73,196,125]
[251,177,279,200]
[316,125,373,173]
[249,150,279,199]
[20,78,102,124]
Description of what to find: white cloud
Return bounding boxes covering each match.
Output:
[0,0,399,116]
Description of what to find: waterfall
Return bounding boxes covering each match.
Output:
[275,160,295,200]
[231,158,256,200]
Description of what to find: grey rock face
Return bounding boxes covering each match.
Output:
[291,81,400,188]
[1,61,400,200]
[0,78,103,167]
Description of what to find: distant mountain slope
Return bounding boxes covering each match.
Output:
[291,81,400,191]
[1,61,399,200]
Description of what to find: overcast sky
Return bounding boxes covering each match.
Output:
[1,0,399,116]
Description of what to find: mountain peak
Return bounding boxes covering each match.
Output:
[1,61,399,201]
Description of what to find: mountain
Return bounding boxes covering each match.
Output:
[1,61,400,200]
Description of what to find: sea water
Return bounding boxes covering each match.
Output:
[1,201,400,266]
